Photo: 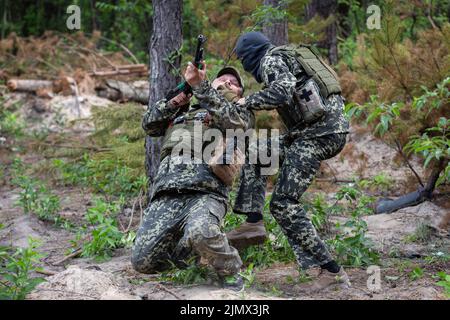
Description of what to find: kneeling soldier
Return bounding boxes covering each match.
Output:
[132,63,252,291]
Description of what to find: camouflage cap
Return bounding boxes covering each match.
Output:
[216,66,245,93]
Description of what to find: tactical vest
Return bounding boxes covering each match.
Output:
[160,105,210,161]
[268,44,341,98]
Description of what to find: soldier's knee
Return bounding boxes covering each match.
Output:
[189,224,222,251]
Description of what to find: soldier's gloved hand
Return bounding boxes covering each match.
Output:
[184,61,206,88]
[169,92,191,108]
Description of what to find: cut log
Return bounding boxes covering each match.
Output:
[7,79,53,92]
[88,64,147,77]
[95,80,149,104]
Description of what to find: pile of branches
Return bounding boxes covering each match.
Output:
[0,31,149,104]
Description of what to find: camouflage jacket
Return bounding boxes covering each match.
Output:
[142,80,254,199]
[244,47,349,139]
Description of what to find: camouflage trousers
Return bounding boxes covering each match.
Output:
[131,192,242,276]
[234,133,347,269]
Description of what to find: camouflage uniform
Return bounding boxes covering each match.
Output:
[132,80,253,276]
[234,47,349,269]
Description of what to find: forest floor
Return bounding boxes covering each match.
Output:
[0,91,449,300]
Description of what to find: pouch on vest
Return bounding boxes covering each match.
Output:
[208,137,244,186]
[293,78,326,125]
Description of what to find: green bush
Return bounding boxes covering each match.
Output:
[327,186,379,267]
[0,237,45,300]
[435,272,450,298]
[78,198,134,261]
[53,156,147,197]
[13,174,62,224]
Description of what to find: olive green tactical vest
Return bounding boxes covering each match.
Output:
[269,44,342,98]
[160,106,209,161]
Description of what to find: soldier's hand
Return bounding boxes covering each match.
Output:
[237,97,245,105]
[169,92,191,108]
[184,61,206,88]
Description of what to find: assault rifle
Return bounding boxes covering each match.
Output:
[165,34,207,101]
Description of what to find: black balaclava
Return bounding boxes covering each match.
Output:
[235,32,272,83]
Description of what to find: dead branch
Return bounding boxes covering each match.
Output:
[36,269,57,276]
[155,284,183,300]
[53,248,82,266]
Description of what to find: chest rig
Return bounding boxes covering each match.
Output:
[160,105,211,161]
[267,45,342,128]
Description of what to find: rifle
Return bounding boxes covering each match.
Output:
[165,34,207,101]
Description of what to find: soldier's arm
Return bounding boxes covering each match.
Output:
[192,80,253,131]
[142,99,183,136]
[244,55,297,110]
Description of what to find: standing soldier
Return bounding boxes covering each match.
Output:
[132,64,252,291]
[228,31,351,291]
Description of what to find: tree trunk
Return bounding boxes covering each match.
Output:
[145,0,183,196]
[305,0,338,64]
[262,0,289,46]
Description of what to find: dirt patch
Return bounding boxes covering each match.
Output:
[364,201,449,256]
[28,265,138,300]
[254,263,447,300]
[323,126,426,195]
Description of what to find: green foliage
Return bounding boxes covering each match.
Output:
[53,155,147,197]
[434,272,450,298]
[309,193,330,233]
[404,117,449,186]
[0,238,45,300]
[160,257,211,285]
[327,186,379,267]
[0,110,24,137]
[346,77,450,188]
[409,266,424,281]
[247,0,289,31]
[78,198,133,261]
[88,103,147,179]
[240,197,296,268]
[357,173,395,193]
[12,174,62,224]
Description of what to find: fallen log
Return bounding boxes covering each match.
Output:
[7,79,53,92]
[95,79,149,104]
[376,159,448,214]
[89,64,147,77]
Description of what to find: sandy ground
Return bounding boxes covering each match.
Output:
[1,182,448,300]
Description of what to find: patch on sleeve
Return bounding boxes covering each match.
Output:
[267,73,276,83]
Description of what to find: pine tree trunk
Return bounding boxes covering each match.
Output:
[305,0,338,64]
[262,0,289,46]
[145,0,183,196]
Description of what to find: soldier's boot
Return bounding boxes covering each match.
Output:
[226,220,267,250]
[308,267,351,292]
[219,274,245,292]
